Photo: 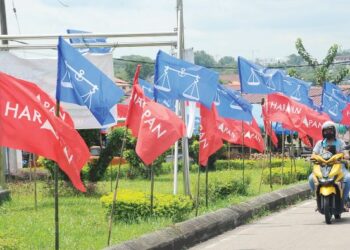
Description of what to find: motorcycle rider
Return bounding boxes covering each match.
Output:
[308,121,350,211]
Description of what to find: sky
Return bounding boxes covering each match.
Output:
[3,0,350,62]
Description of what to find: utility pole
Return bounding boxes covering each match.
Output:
[177,0,191,197]
[0,0,8,189]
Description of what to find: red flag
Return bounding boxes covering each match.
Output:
[262,105,278,147]
[0,73,89,192]
[341,104,350,125]
[136,101,186,165]
[240,119,265,153]
[125,65,151,137]
[299,131,313,148]
[217,117,241,144]
[114,104,128,128]
[216,117,264,152]
[199,104,223,166]
[15,76,74,127]
[265,93,330,142]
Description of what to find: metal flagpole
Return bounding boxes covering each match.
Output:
[0,0,8,193]
[54,102,60,250]
[173,100,179,195]
[177,0,191,197]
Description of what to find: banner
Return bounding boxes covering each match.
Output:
[0,73,89,191]
[0,51,116,129]
[265,93,330,142]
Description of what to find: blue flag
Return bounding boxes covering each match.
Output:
[154,50,218,108]
[238,56,283,94]
[273,123,294,135]
[67,29,111,54]
[214,84,253,121]
[56,37,124,126]
[138,78,176,111]
[281,76,316,109]
[322,82,347,123]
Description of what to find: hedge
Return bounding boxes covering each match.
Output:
[100,189,193,222]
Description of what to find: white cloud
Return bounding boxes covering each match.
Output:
[4,0,350,61]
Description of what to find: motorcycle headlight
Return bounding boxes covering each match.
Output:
[318,176,335,184]
[321,166,332,178]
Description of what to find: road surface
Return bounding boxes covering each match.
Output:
[190,199,350,250]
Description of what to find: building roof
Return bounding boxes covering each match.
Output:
[225,73,350,106]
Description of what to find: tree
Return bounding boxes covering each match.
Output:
[286,54,305,66]
[114,55,154,82]
[194,50,217,68]
[218,56,235,66]
[295,38,349,85]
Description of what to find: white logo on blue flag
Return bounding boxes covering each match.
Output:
[56,37,124,126]
[322,82,348,123]
[154,50,218,108]
[214,84,253,122]
[67,29,111,54]
[138,78,175,111]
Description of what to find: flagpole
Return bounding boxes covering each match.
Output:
[54,101,60,250]
[107,127,128,246]
[150,165,155,214]
[29,153,38,210]
[259,98,267,193]
[241,121,245,187]
[269,122,273,191]
[205,165,209,207]
[173,101,179,195]
[177,0,191,197]
[195,165,201,216]
[281,128,285,185]
[0,0,8,198]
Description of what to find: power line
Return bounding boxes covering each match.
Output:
[113,57,350,70]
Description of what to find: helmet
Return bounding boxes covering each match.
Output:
[321,121,336,140]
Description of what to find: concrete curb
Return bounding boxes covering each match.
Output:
[106,183,311,250]
[0,189,10,204]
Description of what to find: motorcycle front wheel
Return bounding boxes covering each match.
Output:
[324,195,332,224]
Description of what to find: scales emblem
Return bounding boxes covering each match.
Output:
[155,65,201,101]
[61,60,99,109]
[324,93,339,117]
[247,68,261,86]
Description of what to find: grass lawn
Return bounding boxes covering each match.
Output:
[0,164,308,250]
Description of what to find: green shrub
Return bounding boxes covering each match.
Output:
[200,173,251,202]
[262,164,311,185]
[101,164,130,180]
[100,189,193,222]
[88,128,134,182]
[123,148,168,179]
[214,159,257,171]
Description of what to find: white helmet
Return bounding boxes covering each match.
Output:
[321,121,336,139]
